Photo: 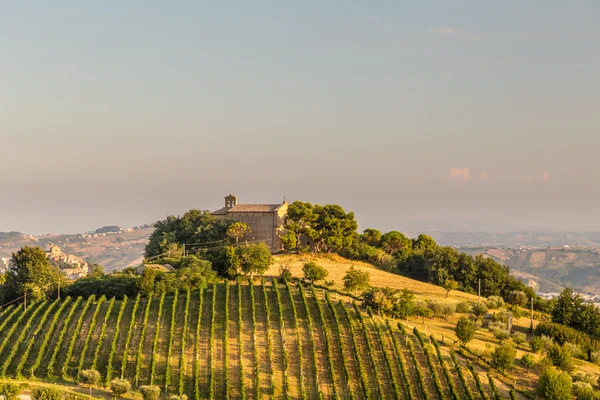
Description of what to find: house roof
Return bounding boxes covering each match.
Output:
[212,203,284,215]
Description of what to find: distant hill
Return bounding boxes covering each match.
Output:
[462,247,600,294]
[0,226,153,272]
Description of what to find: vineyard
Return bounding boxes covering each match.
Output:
[0,280,514,400]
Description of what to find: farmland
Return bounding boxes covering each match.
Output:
[0,278,514,399]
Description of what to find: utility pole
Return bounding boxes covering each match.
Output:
[478,279,481,303]
[530,296,534,332]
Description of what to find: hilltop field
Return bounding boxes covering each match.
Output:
[2,254,600,399]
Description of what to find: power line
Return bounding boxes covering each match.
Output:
[0,294,25,309]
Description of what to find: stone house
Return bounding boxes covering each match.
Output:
[212,194,288,253]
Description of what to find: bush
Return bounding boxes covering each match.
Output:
[590,350,600,365]
[168,396,188,400]
[490,343,516,372]
[455,316,476,345]
[572,372,597,386]
[492,329,510,342]
[472,302,488,318]
[32,387,63,400]
[110,379,131,398]
[78,369,101,386]
[302,262,328,284]
[540,335,555,351]
[521,353,537,368]
[563,342,585,360]
[512,331,527,345]
[572,382,595,400]
[139,386,161,400]
[486,296,505,309]
[547,344,575,372]
[278,265,292,283]
[0,383,21,400]
[456,301,472,313]
[537,366,573,400]
[530,336,544,353]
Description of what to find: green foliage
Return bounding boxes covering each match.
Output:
[431,336,459,400]
[521,353,537,368]
[61,295,96,379]
[467,361,489,400]
[486,296,505,309]
[149,292,166,385]
[179,289,191,396]
[66,272,139,299]
[120,294,141,380]
[536,320,600,358]
[511,331,527,345]
[285,201,317,253]
[380,231,412,256]
[487,372,502,400]
[530,335,544,353]
[547,343,575,372]
[413,300,433,322]
[455,316,476,345]
[450,350,475,400]
[472,302,489,318]
[362,286,398,315]
[145,209,231,258]
[46,297,83,377]
[536,366,573,400]
[302,262,328,284]
[134,294,153,384]
[551,287,600,339]
[413,329,444,400]
[76,296,107,377]
[92,297,116,371]
[110,378,132,398]
[32,387,63,400]
[79,369,101,386]
[106,295,130,384]
[193,288,205,400]
[4,246,65,303]
[490,343,516,372]
[572,382,596,400]
[507,290,528,307]
[278,265,293,283]
[310,204,358,253]
[226,222,251,244]
[342,266,370,295]
[572,372,597,385]
[164,290,179,392]
[0,382,21,400]
[140,386,161,400]
[279,230,297,251]
[442,279,459,297]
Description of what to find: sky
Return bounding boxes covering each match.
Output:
[1,1,599,234]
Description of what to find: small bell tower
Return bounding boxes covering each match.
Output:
[225,194,238,209]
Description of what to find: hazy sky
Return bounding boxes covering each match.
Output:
[1,1,599,234]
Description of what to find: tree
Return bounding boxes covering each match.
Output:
[394,289,415,319]
[78,369,101,397]
[226,222,251,244]
[537,366,573,400]
[380,231,412,256]
[285,201,316,253]
[413,301,433,323]
[31,387,63,400]
[361,229,382,247]
[490,343,516,372]
[342,266,370,296]
[471,302,489,318]
[363,287,398,315]
[279,231,297,251]
[507,290,528,307]
[279,265,293,283]
[442,279,459,298]
[0,382,20,400]
[4,246,65,303]
[139,386,161,400]
[455,316,476,345]
[413,234,437,252]
[548,344,575,372]
[110,378,131,399]
[310,204,358,253]
[302,262,328,284]
[237,242,274,279]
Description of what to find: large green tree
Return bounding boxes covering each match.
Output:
[285,201,316,252]
[310,204,358,253]
[145,209,232,258]
[380,231,412,256]
[4,246,64,302]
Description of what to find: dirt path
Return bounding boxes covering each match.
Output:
[255,283,273,399]
[279,284,302,399]
[198,287,213,399]
[265,282,286,399]
[304,289,334,399]
[291,286,320,399]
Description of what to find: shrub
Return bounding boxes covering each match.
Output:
[302,262,328,284]
[0,383,20,400]
[563,342,585,360]
[32,387,63,400]
[140,386,161,400]
[490,343,516,372]
[572,372,597,386]
[572,382,594,400]
[168,395,188,400]
[441,303,456,320]
[455,316,476,345]
[590,350,600,365]
[521,353,537,368]
[471,302,488,318]
[530,336,544,353]
[456,301,472,313]
[492,329,510,342]
[110,378,131,398]
[78,369,101,386]
[486,296,505,309]
[540,335,555,351]
[536,366,572,400]
[278,265,292,283]
[548,344,575,372]
[507,290,528,307]
[512,331,527,345]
